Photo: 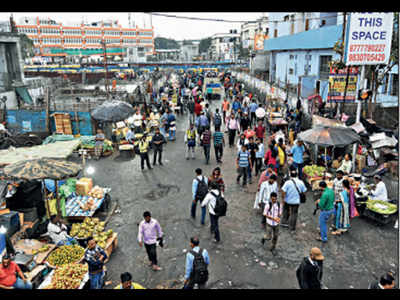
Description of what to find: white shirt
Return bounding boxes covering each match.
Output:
[371,181,388,201]
[258,181,278,204]
[263,201,282,226]
[47,222,69,245]
[201,189,221,215]
[337,159,352,174]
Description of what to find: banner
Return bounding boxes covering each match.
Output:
[344,12,394,65]
[327,67,359,102]
[254,34,268,51]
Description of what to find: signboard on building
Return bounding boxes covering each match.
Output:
[327,67,359,102]
[254,34,268,51]
[344,12,394,65]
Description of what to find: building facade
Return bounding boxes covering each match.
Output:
[13,16,155,61]
[209,31,241,62]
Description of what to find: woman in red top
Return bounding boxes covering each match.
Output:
[208,167,225,193]
[264,143,278,172]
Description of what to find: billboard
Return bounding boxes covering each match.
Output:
[344,12,394,65]
[327,67,359,102]
[254,34,268,51]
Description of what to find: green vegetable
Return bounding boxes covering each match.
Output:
[367,199,397,215]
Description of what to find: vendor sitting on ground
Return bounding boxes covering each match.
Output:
[369,175,388,202]
[47,215,77,246]
[336,153,352,174]
[114,272,146,289]
[0,254,32,289]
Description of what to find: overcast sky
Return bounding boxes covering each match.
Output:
[0,12,265,40]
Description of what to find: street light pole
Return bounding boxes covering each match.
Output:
[101,40,109,98]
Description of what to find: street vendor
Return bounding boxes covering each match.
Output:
[0,254,32,289]
[131,109,144,134]
[84,238,108,289]
[47,215,77,246]
[125,126,135,144]
[369,175,388,202]
[337,153,353,175]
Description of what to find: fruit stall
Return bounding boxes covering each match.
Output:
[266,111,288,136]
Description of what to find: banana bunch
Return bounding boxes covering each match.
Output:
[47,245,85,267]
[32,244,50,255]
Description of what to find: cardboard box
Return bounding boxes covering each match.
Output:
[76,178,93,196]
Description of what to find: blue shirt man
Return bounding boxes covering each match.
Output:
[291,142,305,164]
[250,102,258,113]
[281,174,307,205]
[184,237,210,289]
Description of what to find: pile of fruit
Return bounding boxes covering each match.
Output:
[32,244,50,255]
[88,186,104,199]
[367,199,397,215]
[303,165,326,177]
[45,263,88,289]
[47,245,85,267]
[70,217,113,248]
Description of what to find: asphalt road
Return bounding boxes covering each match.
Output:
[80,92,398,289]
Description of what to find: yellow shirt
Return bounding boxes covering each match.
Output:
[139,140,149,153]
[114,283,146,289]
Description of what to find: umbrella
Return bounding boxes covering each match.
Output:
[3,158,82,181]
[3,158,82,217]
[298,126,360,148]
[91,100,135,123]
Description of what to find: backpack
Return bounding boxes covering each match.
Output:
[214,113,222,127]
[211,191,227,217]
[190,248,209,284]
[267,201,280,214]
[196,177,209,201]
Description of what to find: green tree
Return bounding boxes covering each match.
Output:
[154,37,180,49]
[199,37,212,54]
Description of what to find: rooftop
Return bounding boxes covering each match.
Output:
[264,25,342,51]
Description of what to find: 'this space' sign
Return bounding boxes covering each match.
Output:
[344,12,394,65]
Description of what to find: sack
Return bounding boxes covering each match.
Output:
[214,113,222,127]
[196,177,209,201]
[292,179,306,203]
[191,249,209,284]
[211,192,227,217]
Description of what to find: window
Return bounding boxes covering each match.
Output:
[390,74,398,96]
[319,55,332,80]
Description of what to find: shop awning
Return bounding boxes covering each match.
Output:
[15,87,33,105]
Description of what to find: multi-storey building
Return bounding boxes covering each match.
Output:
[13,16,155,61]
[209,31,241,62]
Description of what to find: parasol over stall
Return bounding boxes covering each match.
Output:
[90,100,135,123]
[297,126,361,168]
[3,158,82,217]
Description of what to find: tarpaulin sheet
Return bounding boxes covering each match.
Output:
[0,139,81,166]
[15,87,33,105]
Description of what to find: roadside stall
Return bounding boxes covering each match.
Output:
[266,110,288,136]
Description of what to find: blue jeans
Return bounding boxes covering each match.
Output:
[247,165,252,180]
[292,162,303,179]
[89,271,104,289]
[209,213,220,242]
[13,277,32,289]
[169,129,176,140]
[319,209,335,242]
[191,200,206,225]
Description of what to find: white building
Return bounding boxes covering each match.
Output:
[179,41,200,62]
[210,31,240,62]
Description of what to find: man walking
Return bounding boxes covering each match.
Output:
[196,111,209,137]
[290,140,306,179]
[296,247,324,289]
[213,108,223,132]
[315,181,335,243]
[201,181,223,243]
[236,144,252,187]
[200,126,212,165]
[258,174,278,228]
[138,211,163,271]
[255,138,265,176]
[249,99,258,126]
[221,98,230,124]
[185,123,197,160]
[261,192,282,256]
[227,113,239,148]
[183,237,210,289]
[213,126,225,164]
[280,170,307,233]
[191,168,209,225]
[138,134,152,171]
[151,127,166,166]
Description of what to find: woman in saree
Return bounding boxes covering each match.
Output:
[332,179,351,235]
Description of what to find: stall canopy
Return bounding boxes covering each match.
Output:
[3,158,82,181]
[91,100,135,123]
[15,87,33,105]
[298,126,360,147]
[312,115,347,128]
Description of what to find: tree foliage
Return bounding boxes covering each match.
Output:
[154,37,180,49]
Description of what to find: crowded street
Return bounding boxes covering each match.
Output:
[0,12,398,291]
